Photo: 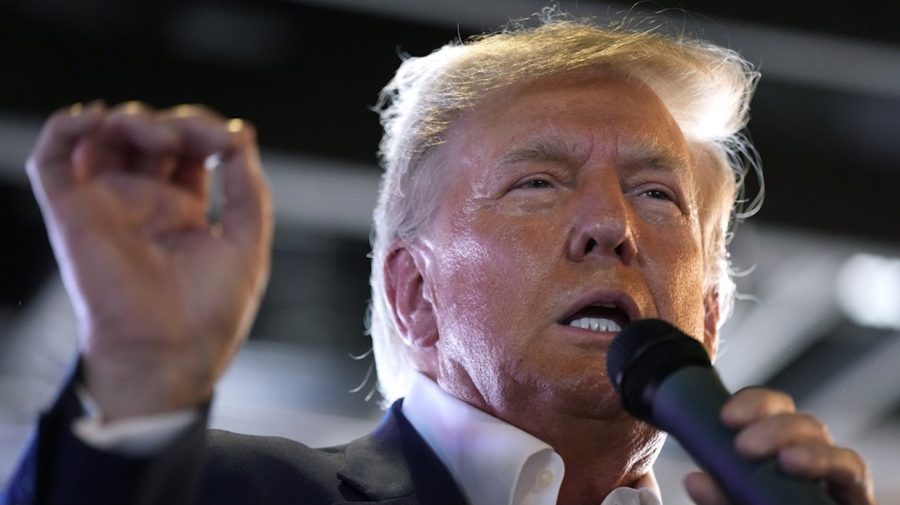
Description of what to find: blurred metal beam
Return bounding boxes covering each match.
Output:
[0,276,77,424]
[262,152,378,236]
[716,250,846,390]
[721,21,900,98]
[212,339,381,446]
[801,332,900,442]
[0,114,38,186]
[0,277,77,487]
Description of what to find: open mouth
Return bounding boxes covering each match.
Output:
[561,303,631,333]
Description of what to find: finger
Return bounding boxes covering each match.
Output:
[218,120,272,249]
[90,172,208,236]
[684,471,732,505]
[87,102,181,179]
[721,387,795,429]
[27,102,106,198]
[161,105,239,197]
[161,107,271,254]
[104,102,180,154]
[734,412,832,459]
[170,159,211,200]
[161,105,237,158]
[780,444,876,505]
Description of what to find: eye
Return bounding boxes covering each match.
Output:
[515,177,555,190]
[643,189,674,201]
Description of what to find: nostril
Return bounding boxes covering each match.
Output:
[568,222,636,263]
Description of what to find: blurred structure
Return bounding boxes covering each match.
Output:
[1,1,898,503]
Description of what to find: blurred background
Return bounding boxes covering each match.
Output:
[0,0,898,503]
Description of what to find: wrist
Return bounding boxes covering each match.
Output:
[73,384,200,455]
[82,353,212,421]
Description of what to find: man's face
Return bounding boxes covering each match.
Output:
[410,69,717,422]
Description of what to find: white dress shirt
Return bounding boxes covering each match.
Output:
[402,374,662,505]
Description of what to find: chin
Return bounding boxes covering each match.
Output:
[530,365,629,420]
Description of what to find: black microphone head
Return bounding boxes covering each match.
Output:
[606,319,712,422]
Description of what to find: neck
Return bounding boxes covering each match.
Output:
[455,385,665,505]
[534,412,664,505]
[434,370,665,504]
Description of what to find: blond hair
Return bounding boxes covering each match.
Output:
[369,11,761,404]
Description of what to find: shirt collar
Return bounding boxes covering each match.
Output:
[403,373,563,505]
[402,373,662,505]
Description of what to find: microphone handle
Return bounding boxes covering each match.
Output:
[652,366,839,505]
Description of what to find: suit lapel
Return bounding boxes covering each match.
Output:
[336,400,469,505]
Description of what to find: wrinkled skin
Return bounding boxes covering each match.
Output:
[423,70,713,420]
[385,69,876,505]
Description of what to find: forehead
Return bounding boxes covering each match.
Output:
[436,68,694,179]
[492,68,667,116]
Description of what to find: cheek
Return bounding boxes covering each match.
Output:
[640,225,708,335]
[431,214,557,339]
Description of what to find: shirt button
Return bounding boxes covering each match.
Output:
[535,468,555,489]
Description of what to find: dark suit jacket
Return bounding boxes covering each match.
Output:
[1,366,469,505]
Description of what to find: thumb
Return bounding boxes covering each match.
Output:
[685,471,732,505]
[27,102,106,201]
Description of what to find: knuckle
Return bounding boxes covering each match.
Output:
[167,104,201,118]
[736,387,795,416]
[45,108,74,132]
[796,413,831,442]
[772,390,796,411]
[166,103,224,122]
[114,100,153,116]
[841,447,867,475]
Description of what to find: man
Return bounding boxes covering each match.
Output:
[2,13,877,505]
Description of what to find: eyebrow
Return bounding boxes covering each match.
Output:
[617,135,692,175]
[496,137,589,168]
[496,134,691,174]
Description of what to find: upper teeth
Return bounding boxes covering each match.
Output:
[568,317,622,332]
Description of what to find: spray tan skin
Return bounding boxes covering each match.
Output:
[28,75,875,504]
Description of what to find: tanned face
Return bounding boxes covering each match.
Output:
[393,68,719,428]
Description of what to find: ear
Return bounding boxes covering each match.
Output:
[384,243,439,349]
[703,290,720,361]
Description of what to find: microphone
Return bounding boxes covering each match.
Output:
[606,319,838,505]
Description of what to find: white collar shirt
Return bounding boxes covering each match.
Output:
[402,373,663,505]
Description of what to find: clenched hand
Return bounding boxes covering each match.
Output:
[27,101,273,421]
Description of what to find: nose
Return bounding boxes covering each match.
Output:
[566,182,637,265]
